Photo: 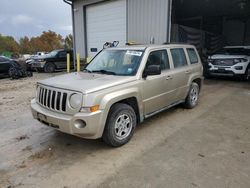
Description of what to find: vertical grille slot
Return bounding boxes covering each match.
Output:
[38,87,42,103]
[51,91,56,109]
[41,88,44,104]
[56,92,61,110]
[62,93,67,111]
[47,90,51,108]
[44,89,47,106]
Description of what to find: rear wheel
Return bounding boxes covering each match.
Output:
[44,63,55,73]
[184,82,200,109]
[103,103,137,147]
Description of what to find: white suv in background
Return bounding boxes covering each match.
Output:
[207,46,250,80]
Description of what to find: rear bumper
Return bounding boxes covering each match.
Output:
[31,99,104,139]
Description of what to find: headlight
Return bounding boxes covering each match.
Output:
[241,58,248,62]
[69,93,82,109]
[234,59,241,63]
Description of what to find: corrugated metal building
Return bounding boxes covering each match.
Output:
[65,0,250,60]
[68,0,172,59]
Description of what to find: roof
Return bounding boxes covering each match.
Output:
[224,46,250,49]
[107,43,196,51]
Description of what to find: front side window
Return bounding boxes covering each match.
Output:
[187,48,199,64]
[170,48,187,68]
[47,50,59,58]
[86,49,143,76]
[146,50,170,70]
[58,51,67,58]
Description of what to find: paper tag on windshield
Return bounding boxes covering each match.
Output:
[126,51,142,57]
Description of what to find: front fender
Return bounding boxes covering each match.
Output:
[96,87,142,138]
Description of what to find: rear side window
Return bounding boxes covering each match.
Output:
[146,50,170,70]
[187,48,199,64]
[170,48,187,68]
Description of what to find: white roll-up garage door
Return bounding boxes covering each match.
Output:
[86,0,127,58]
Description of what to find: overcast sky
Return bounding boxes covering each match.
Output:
[0,0,72,39]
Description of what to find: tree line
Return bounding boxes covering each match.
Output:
[0,30,73,56]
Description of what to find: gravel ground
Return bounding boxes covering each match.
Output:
[0,73,249,188]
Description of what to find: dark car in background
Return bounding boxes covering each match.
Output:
[0,56,33,79]
[31,49,73,73]
[0,56,19,77]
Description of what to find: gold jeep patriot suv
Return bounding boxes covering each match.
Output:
[31,44,203,147]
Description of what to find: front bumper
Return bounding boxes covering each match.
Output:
[31,99,104,139]
[31,62,46,68]
[208,62,248,77]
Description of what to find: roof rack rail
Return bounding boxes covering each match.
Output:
[162,42,191,45]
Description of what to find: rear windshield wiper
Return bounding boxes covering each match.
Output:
[91,69,116,75]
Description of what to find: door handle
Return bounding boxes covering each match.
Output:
[185,70,191,74]
[166,76,173,80]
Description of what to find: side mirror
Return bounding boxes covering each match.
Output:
[143,65,161,78]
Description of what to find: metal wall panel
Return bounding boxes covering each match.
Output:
[73,0,171,58]
[86,0,127,58]
[73,0,106,58]
[128,0,171,44]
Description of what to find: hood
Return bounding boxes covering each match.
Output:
[34,54,54,60]
[211,54,247,59]
[38,72,137,94]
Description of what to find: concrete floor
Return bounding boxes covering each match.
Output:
[0,77,249,188]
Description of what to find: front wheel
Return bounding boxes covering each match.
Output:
[44,63,55,73]
[184,82,200,109]
[103,103,137,147]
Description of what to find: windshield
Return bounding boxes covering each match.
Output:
[216,48,250,55]
[46,50,59,57]
[85,49,144,76]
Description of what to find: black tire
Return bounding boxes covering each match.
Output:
[26,71,33,77]
[8,67,19,79]
[44,63,55,73]
[103,103,137,147]
[184,82,200,109]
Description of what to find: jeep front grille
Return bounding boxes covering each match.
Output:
[37,85,82,114]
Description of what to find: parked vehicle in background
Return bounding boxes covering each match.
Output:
[31,49,73,73]
[31,44,203,147]
[206,46,250,80]
[22,54,32,60]
[26,52,46,71]
[0,56,32,79]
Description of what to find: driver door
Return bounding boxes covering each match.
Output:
[142,49,175,115]
[56,51,67,69]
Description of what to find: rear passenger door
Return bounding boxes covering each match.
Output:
[168,48,190,101]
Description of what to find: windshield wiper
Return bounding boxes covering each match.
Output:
[91,70,116,75]
[83,68,92,73]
